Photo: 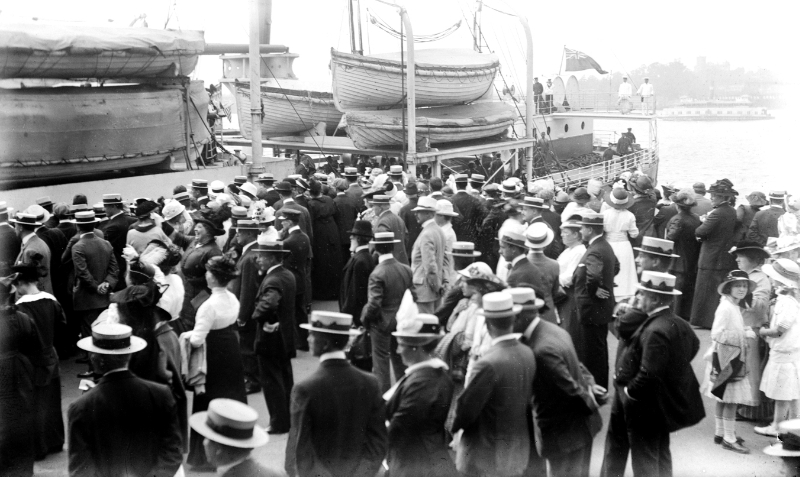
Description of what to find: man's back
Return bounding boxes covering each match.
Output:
[399,198,422,256]
[375,211,409,265]
[362,257,413,329]
[411,222,448,303]
[747,206,784,246]
[451,191,486,243]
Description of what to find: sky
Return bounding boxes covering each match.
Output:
[1,0,796,89]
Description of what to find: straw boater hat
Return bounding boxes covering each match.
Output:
[0,202,12,222]
[728,240,771,260]
[764,419,800,457]
[190,179,209,191]
[521,197,547,209]
[189,398,269,449]
[68,204,90,218]
[210,180,225,195]
[300,310,362,336]
[507,287,545,310]
[452,241,481,257]
[389,165,403,177]
[633,237,680,258]
[92,204,108,221]
[763,259,800,289]
[103,193,124,206]
[252,235,290,254]
[234,176,248,186]
[717,269,756,295]
[453,173,469,183]
[77,323,147,355]
[436,200,459,217]
[478,291,523,318]
[255,173,275,183]
[412,196,438,213]
[524,222,554,250]
[349,220,374,238]
[24,204,51,224]
[230,206,248,221]
[637,271,682,296]
[173,191,191,204]
[560,214,583,229]
[343,167,359,178]
[370,231,400,245]
[576,213,604,227]
[470,174,486,184]
[769,190,788,201]
[501,179,519,196]
[605,187,633,209]
[392,314,443,345]
[234,219,260,232]
[372,195,391,205]
[499,229,527,249]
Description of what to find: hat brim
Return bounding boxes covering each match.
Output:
[194,219,226,236]
[772,242,800,255]
[763,264,799,289]
[189,412,269,449]
[300,323,362,336]
[436,211,460,217]
[521,203,548,209]
[77,335,147,355]
[763,442,800,457]
[478,304,523,318]
[716,277,757,295]
[9,218,44,226]
[252,247,290,253]
[452,251,482,257]
[636,284,682,296]
[392,332,442,341]
[604,194,633,209]
[518,299,546,310]
[729,246,771,259]
[525,229,555,249]
[632,247,680,258]
[411,206,436,212]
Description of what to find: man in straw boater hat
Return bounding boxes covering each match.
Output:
[273,181,313,242]
[763,419,800,475]
[101,193,136,291]
[572,212,619,389]
[385,314,458,476]
[255,172,281,208]
[189,399,283,476]
[343,166,364,206]
[11,212,53,294]
[286,311,386,477]
[524,221,560,324]
[509,287,604,477]
[277,208,312,351]
[747,189,787,246]
[340,220,374,329]
[373,194,409,265]
[451,290,536,477]
[601,271,704,477]
[361,231,413,392]
[521,195,562,260]
[451,172,488,244]
[434,241,482,326]
[410,196,450,313]
[67,323,182,476]
[690,178,739,329]
[248,237,296,435]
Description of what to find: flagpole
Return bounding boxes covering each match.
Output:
[558,45,565,76]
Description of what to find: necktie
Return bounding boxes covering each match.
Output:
[507,262,513,270]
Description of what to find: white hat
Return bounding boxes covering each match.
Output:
[633,237,680,258]
[239,182,258,199]
[300,311,362,336]
[189,398,268,449]
[161,200,185,221]
[435,200,459,217]
[210,180,225,194]
[524,222,554,249]
[507,287,545,310]
[412,196,438,212]
[479,291,523,318]
[637,271,682,295]
[392,314,443,343]
[77,323,147,355]
[763,259,800,289]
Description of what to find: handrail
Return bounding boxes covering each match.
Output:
[533,147,658,189]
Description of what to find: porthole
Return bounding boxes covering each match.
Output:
[581,121,585,130]
[564,124,569,133]
[546,126,551,135]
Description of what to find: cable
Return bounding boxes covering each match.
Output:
[263,65,327,157]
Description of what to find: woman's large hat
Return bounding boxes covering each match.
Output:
[162,200,185,221]
[77,323,147,355]
[507,287,545,310]
[671,188,698,208]
[764,419,800,457]
[629,174,654,195]
[300,311,362,336]
[392,314,443,344]
[525,222,554,249]
[194,217,225,236]
[571,187,591,203]
[746,191,768,207]
[763,259,800,289]
[728,240,770,260]
[605,187,633,209]
[189,398,268,449]
[717,269,757,295]
[458,262,505,287]
[478,291,523,318]
[633,237,679,258]
[708,178,738,197]
[637,271,682,295]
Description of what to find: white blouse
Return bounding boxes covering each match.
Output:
[557,243,587,287]
[189,287,240,347]
[602,208,639,242]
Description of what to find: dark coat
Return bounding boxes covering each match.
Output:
[253,264,296,359]
[334,193,359,246]
[450,190,486,243]
[573,236,619,326]
[67,370,183,477]
[667,210,703,317]
[282,228,311,299]
[222,458,287,477]
[528,253,560,324]
[340,247,374,327]
[154,322,188,452]
[285,359,387,477]
[308,195,343,300]
[0,222,21,272]
[17,233,53,294]
[228,245,262,324]
[258,187,282,208]
[627,195,656,249]
[71,234,119,311]
[386,366,457,477]
[399,198,422,257]
[540,209,564,259]
[653,203,679,239]
[274,199,313,242]
[452,339,535,477]
[103,212,136,290]
[614,308,705,433]
[345,183,365,210]
[361,256,413,332]
[375,209,409,265]
[747,205,784,246]
[507,255,551,319]
[475,203,507,272]
[36,226,66,292]
[695,202,738,271]
[57,220,77,243]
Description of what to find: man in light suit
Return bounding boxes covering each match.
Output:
[452,291,536,477]
[286,311,386,477]
[372,195,409,265]
[13,213,53,293]
[361,231,413,392]
[410,196,449,313]
[451,173,487,243]
[68,323,182,477]
[573,213,619,389]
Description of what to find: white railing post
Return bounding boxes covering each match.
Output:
[400,8,416,157]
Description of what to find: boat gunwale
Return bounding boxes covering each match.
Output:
[331,48,500,75]
[234,81,334,102]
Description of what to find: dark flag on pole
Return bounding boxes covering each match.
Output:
[564,47,608,74]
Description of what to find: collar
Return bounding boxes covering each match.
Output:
[523,317,542,339]
[337,192,345,196]
[103,367,129,377]
[422,218,436,228]
[511,254,527,267]
[216,456,251,474]
[771,204,784,209]
[320,350,347,362]
[491,333,523,346]
[242,240,256,254]
[284,198,295,204]
[109,211,125,220]
[454,189,468,194]
[355,245,370,253]
[289,225,300,233]
[80,232,95,238]
[379,209,392,217]
[15,291,57,305]
[21,232,34,245]
[404,358,448,375]
[430,192,443,199]
[647,305,670,317]
[378,253,394,263]
[267,264,281,275]
[588,235,601,245]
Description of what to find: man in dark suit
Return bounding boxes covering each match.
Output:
[361,231,413,392]
[0,201,21,272]
[452,291,536,477]
[522,195,563,260]
[451,173,487,243]
[434,241,481,326]
[13,212,53,294]
[573,213,619,389]
[255,173,282,208]
[250,239,296,434]
[278,209,312,351]
[372,195,409,264]
[68,323,182,477]
[510,287,603,477]
[746,190,786,246]
[273,181,313,242]
[602,271,704,477]
[101,193,136,291]
[334,180,359,260]
[398,183,422,257]
[340,220,374,327]
[286,311,386,477]
[343,167,365,211]
[499,226,551,316]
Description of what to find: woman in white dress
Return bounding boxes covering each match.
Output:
[602,185,639,301]
[556,214,587,346]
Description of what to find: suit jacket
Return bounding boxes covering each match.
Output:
[691,194,713,217]
[252,264,296,359]
[228,245,262,324]
[523,320,598,458]
[361,257,413,332]
[615,308,705,433]
[0,222,21,272]
[67,370,182,477]
[451,190,486,243]
[71,234,119,311]
[452,339,535,477]
[695,202,738,271]
[573,236,619,326]
[103,212,136,288]
[399,198,422,257]
[282,228,311,298]
[57,220,78,243]
[539,210,564,260]
[386,366,457,477]
[258,187,282,208]
[274,200,313,243]
[506,255,551,319]
[411,221,449,303]
[747,206,784,246]
[375,210,409,265]
[223,458,287,477]
[528,253,559,324]
[17,233,54,294]
[333,193,359,246]
[285,359,387,477]
[345,183,364,210]
[340,248,374,327]
[36,226,67,297]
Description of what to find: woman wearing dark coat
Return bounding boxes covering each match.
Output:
[734,191,767,242]
[666,190,703,319]
[627,174,657,250]
[176,217,223,334]
[307,179,344,300]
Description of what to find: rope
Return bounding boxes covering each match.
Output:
[263,64,326,157]
[367,9,462,42]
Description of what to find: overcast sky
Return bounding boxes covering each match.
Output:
[2,0,795,88]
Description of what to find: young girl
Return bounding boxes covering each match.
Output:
[755,258,800,437]
[601,183,639,300]
[705,269,758,454]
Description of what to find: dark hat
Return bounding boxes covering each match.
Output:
[295,178,310,191]
[693,182,707,194]
[194,214,226,236]
[205,255,239,282]
[277,208,301,221]
[629,175,654,195]
[708,178,738,196]
[604,187,633,209]
[274,181,293,192]
[349,220,374,238]
[11,262,43,282]
[746,191,768,207]
[729,240,770,260]
[576,213,604,227]
[717,269,756,295]
[571,187,591,202]
[370,231,400,244]
[134,200,158,218]
[308,179,322,195]
[234,176,248,185]
[404,182,419,196]
[671,189,698,208]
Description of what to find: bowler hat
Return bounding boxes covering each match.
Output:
[274,181,293,192]
[255,173,275,183]
[349,220,374,238]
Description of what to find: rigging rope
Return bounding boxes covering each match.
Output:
[367,8,462,42]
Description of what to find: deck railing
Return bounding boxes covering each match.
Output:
[533,147,659,190]
[535,92,656,115]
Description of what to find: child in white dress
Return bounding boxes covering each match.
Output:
[602,185,639,300]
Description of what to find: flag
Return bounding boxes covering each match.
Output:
[564,48,608,74]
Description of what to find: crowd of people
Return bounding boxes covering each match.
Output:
[2,159,800,477]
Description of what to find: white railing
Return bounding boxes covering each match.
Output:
[533,92,657,115]
[534,147,659,189]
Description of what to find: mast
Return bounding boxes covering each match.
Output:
[248,0,267,169]
[348,0,364,55]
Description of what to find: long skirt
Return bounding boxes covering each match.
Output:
[608,239,637,300]
[186,325,247,467]
[33,371,64,459]
[673,269,696,320]
[690,268,727,329]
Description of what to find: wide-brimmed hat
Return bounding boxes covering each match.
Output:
[763,259,800,289]
[255,207,276,224]
[634,237,680,258]
[392,314,443,344]
[605,187,633,209]
[525,222,554,249]
[235,219,260,232]
[134,200,158,218]
[521,196,547,209]
[239,182,258,200]
[252,235,290,253]
[629,175,654,195]
[189,398,268,449]
[560,214,583,229]
[576,213,604,227]
[637,271,682,296]
[764,419,800,457]
[478,291,523,318]
[728,240,771,260]
[194,217,225,236]
[10,212,43,227]
[436,200,459,217]
[348,220,373,238]
[412,196,438,212]
[717,269,757,295]
[24,204,51,224]
[11,263,42,282]
[458,262,504,288]
[746,191,768,207]
[671,188,698,208]
[370,231,400,245]
[571,187,592,203]
[301,310,362,336]
[77,323,147,355]
[452,241,481,257]
[102,193,124,205]
[507,287,545,310]
[708,178,738,197]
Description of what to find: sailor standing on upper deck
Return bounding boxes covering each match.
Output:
[617,76,632,105]
[637,77,655,114]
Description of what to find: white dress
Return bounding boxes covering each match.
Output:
[761,294,800,400]
[704,297,755,404]
[602,208,639,300]
[556,244,586,288]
